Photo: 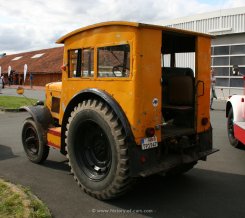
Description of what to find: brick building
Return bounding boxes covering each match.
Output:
[0,47,63,86]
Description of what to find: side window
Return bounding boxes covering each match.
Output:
[68,48,94,78]
[82,49,94,77]
[98,44,130,78]
[69,49,80,77]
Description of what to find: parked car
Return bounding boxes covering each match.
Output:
[226,79,245,147]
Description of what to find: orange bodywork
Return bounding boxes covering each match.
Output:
[47,127,61,149]
[195,37,211,132]
[45,21,211,145]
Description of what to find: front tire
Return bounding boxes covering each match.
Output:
[22,118,49,163]
[227,108,242,148]
[66,99,132,200]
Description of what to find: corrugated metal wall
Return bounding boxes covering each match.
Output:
[163,53,195,69]
[165,11,245,75]
[168,13,245,34]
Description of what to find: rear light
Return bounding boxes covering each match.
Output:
[242,98,244,102]
[201,117,209,126]
[145,128,155,137]
[140,155,146,164]
[61,65,66,71]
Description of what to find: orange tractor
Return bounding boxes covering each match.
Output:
[21,21,217,200]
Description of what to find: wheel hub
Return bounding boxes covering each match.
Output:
[24,126,39,155]
[75,120,112,181]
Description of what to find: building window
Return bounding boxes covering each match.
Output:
[31,53,45,58]
[213,57,229,66]
[230,78,243,87]
[212,67,229,76]
[213,46,229,55]
[212,43,245,88]
[230,56,245,66]
[97,44,130,78]
[230,45,245,55]
[216,78,229,87]
[12,56,22,61]
[68,48,94,78]
[230,65,244,76]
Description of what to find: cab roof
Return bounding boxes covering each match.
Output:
[56,21,211,44]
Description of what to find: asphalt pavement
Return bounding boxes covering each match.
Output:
[0,100,245,218]
[0,86,45,101]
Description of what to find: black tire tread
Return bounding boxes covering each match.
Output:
[22,118,49,164]
[227,108,242,148]
[65,99,133,200]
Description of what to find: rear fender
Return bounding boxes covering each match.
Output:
[60,88,135,155]
[21,106,53,131]
[226,95,245,122]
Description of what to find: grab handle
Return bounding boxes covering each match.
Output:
[196,80,204,97]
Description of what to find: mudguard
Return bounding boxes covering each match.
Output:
[226,95,245,122]
[64,88,135,142]
[21,105,53,130]
[60,88,135,155]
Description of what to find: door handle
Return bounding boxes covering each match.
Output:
[196,80,204,97]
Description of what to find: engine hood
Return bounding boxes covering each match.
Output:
[46,82,62,92]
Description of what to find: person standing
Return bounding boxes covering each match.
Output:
[210,69,217,110]
[1,75,4,89]
[8,74,11,87]
[30,73,33,89]
[19,75,23,85]
[0,75,2,93]
[15,73,19,85]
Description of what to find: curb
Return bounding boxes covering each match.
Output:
[2,86,45,91]
[0,107,26,112]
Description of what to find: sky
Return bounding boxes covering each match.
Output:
[0,0,245,54]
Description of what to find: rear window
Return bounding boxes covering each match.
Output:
[98,44,130,78]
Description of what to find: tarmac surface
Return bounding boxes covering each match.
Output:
[0,85,45,101]
[0,90,245,217]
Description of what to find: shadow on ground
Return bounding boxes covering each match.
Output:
[106,168,245,218]
[237,145,245,151]
[30,155,245,217]
[43,159,70,172]
[0,144,18,161]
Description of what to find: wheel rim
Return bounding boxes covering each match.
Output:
[228,112,235,140]
[23,125,39,155]
[75,120,112,181]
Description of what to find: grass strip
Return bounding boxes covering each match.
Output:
[0,179,52,218]
[0,96,37,109]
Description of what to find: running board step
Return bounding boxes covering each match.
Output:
[47,127,61,149]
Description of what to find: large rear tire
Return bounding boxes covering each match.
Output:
[65,99,132,200]
[22,118,49,164]
[227,108,242,148]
